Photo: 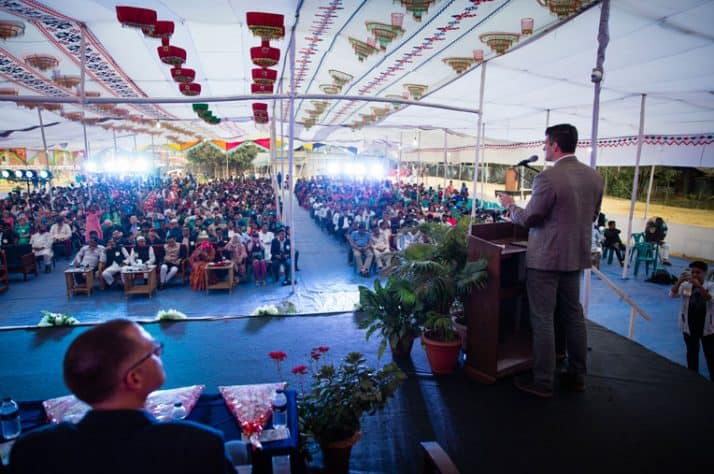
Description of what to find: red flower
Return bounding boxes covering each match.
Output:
[317,346,330,353]
[291,365,308,375]
[310,351,321,361]
[268,351,287,362]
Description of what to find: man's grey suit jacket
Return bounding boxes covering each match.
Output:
[509,155,604,272]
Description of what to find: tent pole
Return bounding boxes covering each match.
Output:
[397,132,402,187]
[470,61,487,221]
[279,82,285,224]
[79,24,92,199]
[443,129,447,189]
[543,110,551,168]
[622,93,646,279]
[37,108,51,195]
[644,164,655,220]
[287,17,297,292]
[480,122,485,199]
[271,105,280,219]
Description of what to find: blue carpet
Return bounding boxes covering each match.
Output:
[1,202,710,381]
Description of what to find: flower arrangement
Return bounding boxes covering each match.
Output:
[38,311,79,327]
[252,304,279,316]
[268,346,405,458]
[155,308,188,321]
[252,300,298,316]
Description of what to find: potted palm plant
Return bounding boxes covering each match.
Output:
[357,277,423,359]
[298,352,405,473]
[386,218,488,374]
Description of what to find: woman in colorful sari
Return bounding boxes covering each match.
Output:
[188,239,215,291]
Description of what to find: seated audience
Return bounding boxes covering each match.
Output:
[8,319,237,474]
[370,224,391,271]
[223,234,247,281]
[349,222,373,277]
[160,236,184,287]
[602,220,625,266]
[30,223,54,273]
[644,216,671,266]
[270,228,292,285]
[50,216,72,257]
[247,232,268,286]
[102,239,130,288]
[130,236,156,266]
[189,241,215,291]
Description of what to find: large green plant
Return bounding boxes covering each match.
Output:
[299,352,405,446]
[386,218,488,319]
[358,278,422,359]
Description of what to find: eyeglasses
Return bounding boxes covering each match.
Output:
[124,341,163,376]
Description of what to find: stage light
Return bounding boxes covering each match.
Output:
[14,170,24,179]
[368,164,384,179]
[25,170,36,179]
[344,162,356,176]
[326,162,339,176]
[104,160,121,173]
[38,170,51,180]
[1,170,11,179]
[135,158,150,172]
[84,162,98,173]
[353,163,366,177]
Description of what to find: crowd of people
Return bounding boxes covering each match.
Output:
[0,175,303,289]
[295,176,493,276]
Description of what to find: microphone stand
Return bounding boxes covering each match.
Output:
[522,163,540,174]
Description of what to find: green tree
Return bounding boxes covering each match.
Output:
[186,142,224,178]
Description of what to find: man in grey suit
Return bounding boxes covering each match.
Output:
[499,124,604,398]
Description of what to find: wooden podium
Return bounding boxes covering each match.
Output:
[464,222,533,383]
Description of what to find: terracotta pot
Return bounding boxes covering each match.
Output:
[321,431,361,474]
[451,316,468,351]
[421,333,462,375]
[390,335,415,358]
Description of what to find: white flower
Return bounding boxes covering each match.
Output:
[38,311,78,327]
[251,304,279,316]
[155,309,188,321]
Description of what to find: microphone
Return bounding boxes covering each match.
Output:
[516,155,538,167]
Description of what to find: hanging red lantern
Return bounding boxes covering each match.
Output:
[252,68,277,85]
[179,83,201,96]
[143,20,174,45]
[252,103,268,114]
[246,12,285,40]
[157,45,187,66]
[251,83,274,94]
[171,67,196,83]
[250,40,280,68]
[116,6,157,31]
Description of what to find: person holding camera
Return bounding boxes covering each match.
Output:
[670,261,714,380]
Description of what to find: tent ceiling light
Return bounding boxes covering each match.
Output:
[391,12,405,28]
[521,17,534,35]
[143,20,174,43]
[40,103,63,112]
[365,22,404,50]
[179,82,201,96]
[479,32,520,55]
[61,111,83,121]
[113,107,129,117]
[53,74,81,89]
[158,45,187,66]
[252,68,277,84]
[24,54,59,71]
[116,6,157,31]
[472,49,484,62]
[251,82,274,94]
[0,20,25,40]
[385,94,405,110]
[250,41,280,68]
[399,0,436,22]
[246,12,285,40]
[348,37,379,62]
[75,90,100,98]
[171,67,195,83]
[96,104,115,112]
[319,84,340,95]
[17,102,39,110]
[329,69,353,87]
[442,57,475,74]
[537,0,585,19]
[403,83,428,100]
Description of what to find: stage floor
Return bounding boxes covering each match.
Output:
[0,202,709,380]
[1,315,712,473]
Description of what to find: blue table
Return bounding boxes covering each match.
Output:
[8,389,302,474]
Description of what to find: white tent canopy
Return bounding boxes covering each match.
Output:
[0,0,711,166]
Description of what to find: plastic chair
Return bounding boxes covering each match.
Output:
[633,242,656,277]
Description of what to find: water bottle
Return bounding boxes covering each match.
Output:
[171,401,187,420]
[1,397,21,440]
[271,390,287,430]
